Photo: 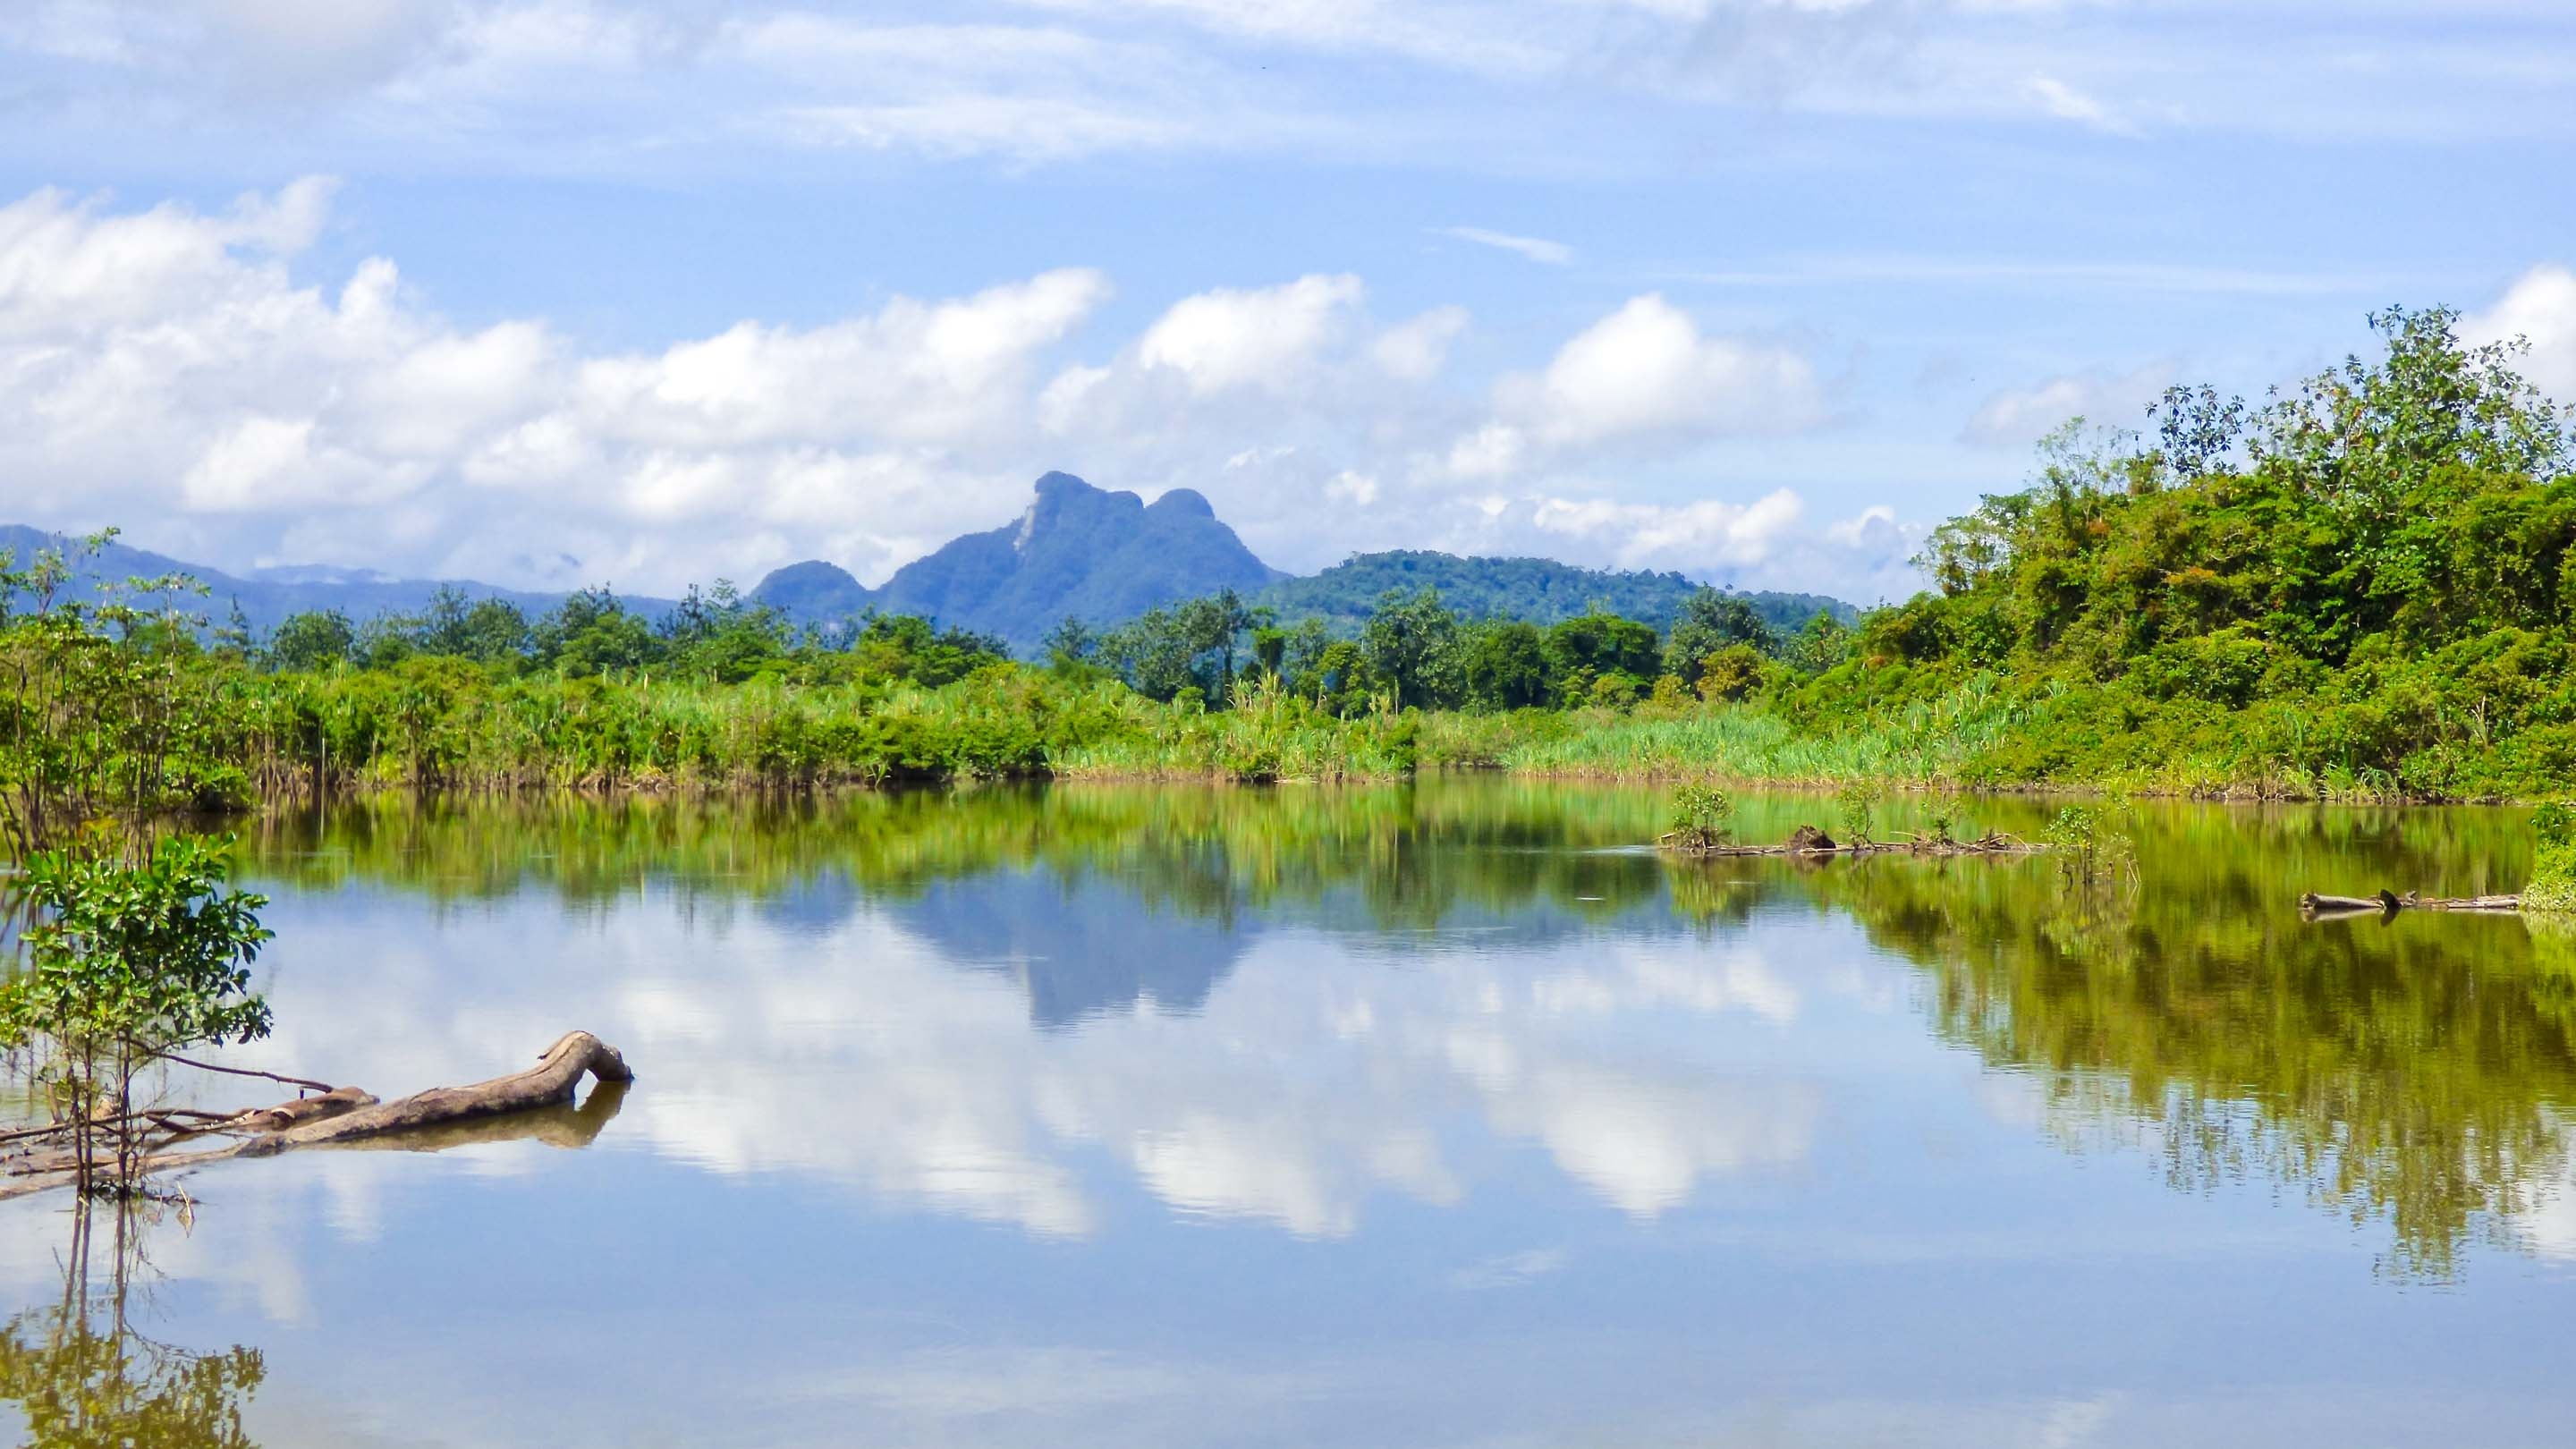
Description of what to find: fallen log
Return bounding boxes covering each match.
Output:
[323,1078,631,1156]
[0,1032,631,1198]
[245,1030,632,1153]
[2299,890,2524,918]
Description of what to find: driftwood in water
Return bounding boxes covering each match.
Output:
[1660,825,2046,860]
[0,1032,632,1199]
[244,1030,632,1153]
[2299,890,2523,919]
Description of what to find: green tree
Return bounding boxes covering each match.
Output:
[1462,619,1551,709]
[267,609,354,673]
[0,836,273,1195]
[1360,587,1461,709]
[532,588,661,676]
[1666,589,1778,676]
[1543,611,1659,705]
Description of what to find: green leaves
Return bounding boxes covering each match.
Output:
[1668,783,1735,848]
[0,834,274,1065]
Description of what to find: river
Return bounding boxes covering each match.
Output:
[2,782,2570,1446]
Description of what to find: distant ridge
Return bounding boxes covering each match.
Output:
[0,524,673,631]
[1257,549,1854,635]
[7,476,1857,648]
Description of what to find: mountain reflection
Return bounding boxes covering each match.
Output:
[235,784,2576,1275]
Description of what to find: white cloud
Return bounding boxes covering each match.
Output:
[2465,264,2576,402]
[1962,362,2169,447]
[1529,487,1807,570]
[0,179,1116,590]
[1370,305,1470,382]
[1440,226,1573,266]
[1138,274,1366,394]
[10,0,2576,185]
[1325,470,1381,506]
[2,179,1919,602]
[1450,295,1825,477]
[2024,74,2129,133]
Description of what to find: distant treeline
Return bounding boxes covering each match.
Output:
[1253,550,1851,636]
[162,556,1848,716]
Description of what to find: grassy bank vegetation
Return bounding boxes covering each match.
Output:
[8,306,2575,809]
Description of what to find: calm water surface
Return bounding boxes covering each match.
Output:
[5,782,2576,1447]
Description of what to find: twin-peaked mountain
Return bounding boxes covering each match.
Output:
[752,471,1283,648]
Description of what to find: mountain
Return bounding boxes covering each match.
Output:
[747,559,876,623]
[1257,549,1855,635]
[0,524,669,631]
[753,471,1284,649]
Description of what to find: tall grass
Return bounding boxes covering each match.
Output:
[1504,674,2028,784]
[11,635,2527,809]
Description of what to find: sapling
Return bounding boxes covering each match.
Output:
[0,835,273,1196]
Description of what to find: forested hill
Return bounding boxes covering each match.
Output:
[0,524,670,632]
[1257,550,1852,635]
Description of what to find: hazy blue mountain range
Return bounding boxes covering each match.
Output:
[0,523,674,631]
[5,471,1856,648]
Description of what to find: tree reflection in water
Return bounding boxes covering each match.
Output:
[238,784,2576,1278]
[1672,806,2576,1281]
[0,1199,264,1448]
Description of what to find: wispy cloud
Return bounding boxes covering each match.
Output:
[1663,256,2434,297]
[2025,75,2134,135]
[1440,225,1575,266]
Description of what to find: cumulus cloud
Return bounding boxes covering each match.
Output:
[1529,488,1807,571]
[1503,294,1825,449]
[1435,295,1826,493]
[2466,264,2576,402]
[1370,305,1470,382]
[1,179,1913,601]
[0,178,1114,589]
[1137,274,1365,394]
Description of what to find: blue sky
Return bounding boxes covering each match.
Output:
[3,1,2573,603]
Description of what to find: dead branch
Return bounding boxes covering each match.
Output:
[159,1052,337,1095]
